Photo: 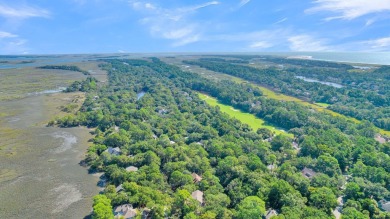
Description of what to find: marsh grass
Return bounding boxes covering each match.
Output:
[70,61,108,82]
[0,67,86,101]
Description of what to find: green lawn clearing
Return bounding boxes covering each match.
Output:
[198,93,293,137]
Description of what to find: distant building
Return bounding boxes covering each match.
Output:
[191,190,204,205]
[191,173,202,183]
[116,184,124,193]
[332,207,341,219]
[114,204,137,219]
[375,135,388,144]
[379,199,390,212]
[114,126,119,132]
[302,167,317,179]
[267,164,276,171]
[158,108,169,115]
[264,209,278,219]
[292,141,300,151]
[126,166,138,172]
[142,208,151,219]
[105,147,121,156]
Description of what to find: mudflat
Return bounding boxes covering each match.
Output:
[0,66,100,218]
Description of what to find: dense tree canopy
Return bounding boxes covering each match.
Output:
[54,57,390,218]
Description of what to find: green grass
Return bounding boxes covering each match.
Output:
[380,129,390,137]
[315,102,330,107]
[198,93,293,137]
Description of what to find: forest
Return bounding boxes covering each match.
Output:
[51,57,390,219]
[39,65,91,75]
[184,57,390,130]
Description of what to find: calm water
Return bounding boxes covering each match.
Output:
[295,76,343,88]
[247,52,390,65]
[0,56,87,69]
[1,53,389,68]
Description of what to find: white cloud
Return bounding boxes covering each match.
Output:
[273,17,288,25]
[185,1,219,11]
[249,41,273,49]
[306,0,390,21]
[0,31,18,38]
[365,18,376,26]
[8,39,27,46]
[212,29,289,42]
[162,27,195,40]
[288,35,329,51]
[207,29,292,50]
[0,3,50,19]
[131,1,219,46]
[0,38,28,54]
[144,3,156,10]
[364,37,390,50]
[173,35,200,47]
[239,0,251,7]
[0,3,49,54]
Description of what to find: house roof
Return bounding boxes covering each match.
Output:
[264,209,278,219]
[292,142,300,150]
[126,166,138,172]
[302,167,317,179]
[375,135,387,144]
[267,164,276,170]
[380,200,390,212]
[191,190,204,204]
[114,204,132,213]
[142,208,151,218]
[191,173,202,183]
[106,147,121,155]
[123,209,137,219]
[116,184,124,192]
[332,207,341,219]
[114,204,137,219]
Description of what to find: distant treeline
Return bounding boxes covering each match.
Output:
[199,58,249,64]
[264,57,355,69]
[38,65,90,75]
[208,55,355,69]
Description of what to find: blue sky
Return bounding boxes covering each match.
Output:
[1,0,390,54]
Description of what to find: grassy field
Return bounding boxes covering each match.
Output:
[316,102,330,107]
[198,93,293,137]
[380,129,390,137]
